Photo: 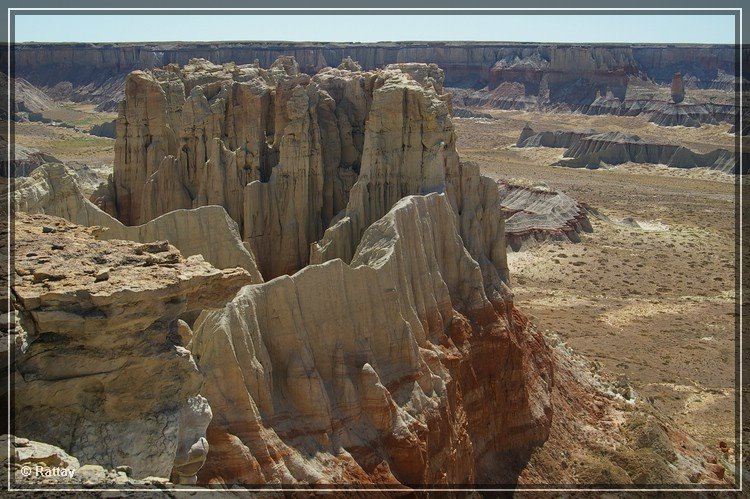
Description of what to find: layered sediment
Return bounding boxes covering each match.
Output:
[517,126,741,173]
[13,163,263,280]
[558,131,737,173]
[12,212,252,481]
[498,181,593,251]
[11,42,742,112]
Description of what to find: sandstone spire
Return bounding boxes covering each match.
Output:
[670,72,685,104]
[111,57,507,286]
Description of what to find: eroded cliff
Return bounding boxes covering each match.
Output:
[12,212,252,482]
[191,192,552,485]
[111,57,508,285]
[11,42,742,112]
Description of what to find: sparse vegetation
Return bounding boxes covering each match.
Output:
[457,109,736,454]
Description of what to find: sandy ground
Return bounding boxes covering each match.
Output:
[456,110,738,455]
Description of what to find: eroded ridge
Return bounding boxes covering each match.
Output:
[14,162,263,280]
[517,126,740,173]
[191,193,553,485]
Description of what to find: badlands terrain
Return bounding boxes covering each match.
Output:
[454,109,738,457]
[3,42,744,490]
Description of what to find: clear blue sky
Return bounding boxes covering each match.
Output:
[14,14,735,44]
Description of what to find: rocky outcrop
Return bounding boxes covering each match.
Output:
[8,51,736,489]
[498,181,592,251]
[3,435,198,489]
[0,72,56,120]
[308,75,509,303]
[0,137,61,177]
[191,192,552,486]
[583,95,736,125]
[515,125,593,149]
[112,58,375,278]
[558,132,738,173]
[516,126,742,173]
[111,58,504,282]
[670,72,685,104]
[452,107,494,119]
[309,68,456,263]
[12,212,252,480]
[13,163,263,280]
[458,86,737,127]
[646,103,708,127]
[337,56,362,72]
[451,84,538,110]
[89,119,117,138]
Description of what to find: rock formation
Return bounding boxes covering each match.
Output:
[516,126,742,174]
[9,54,737,489]
[558,131,737,173]
[0,137,61,177]
[516,125,593,149]
[12,42,741,109]
[89,119,117,138]
[452,107,494,119]
[111,57,374,278]
[645,103,707,127]
[670,72,685,104]
[337,56,362,72]
[498,181,593,251]
[110,58,507,283]
[0,72,56,120]
[191,192,552,485]
[583,96,735,127]
[12,212,252,480]
[106,58,540,486]
[4,433,195,489]
[13,163,263,280]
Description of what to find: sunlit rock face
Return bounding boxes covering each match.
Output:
[51,56,555,487]
[112,57,508,285]
[12,212,252,481]
[191,193,553,486]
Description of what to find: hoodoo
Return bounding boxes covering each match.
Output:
[671,72,685,104]
[111,57,508,285]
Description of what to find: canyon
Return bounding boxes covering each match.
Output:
[10,42,745,118]
[5,42,742,491]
